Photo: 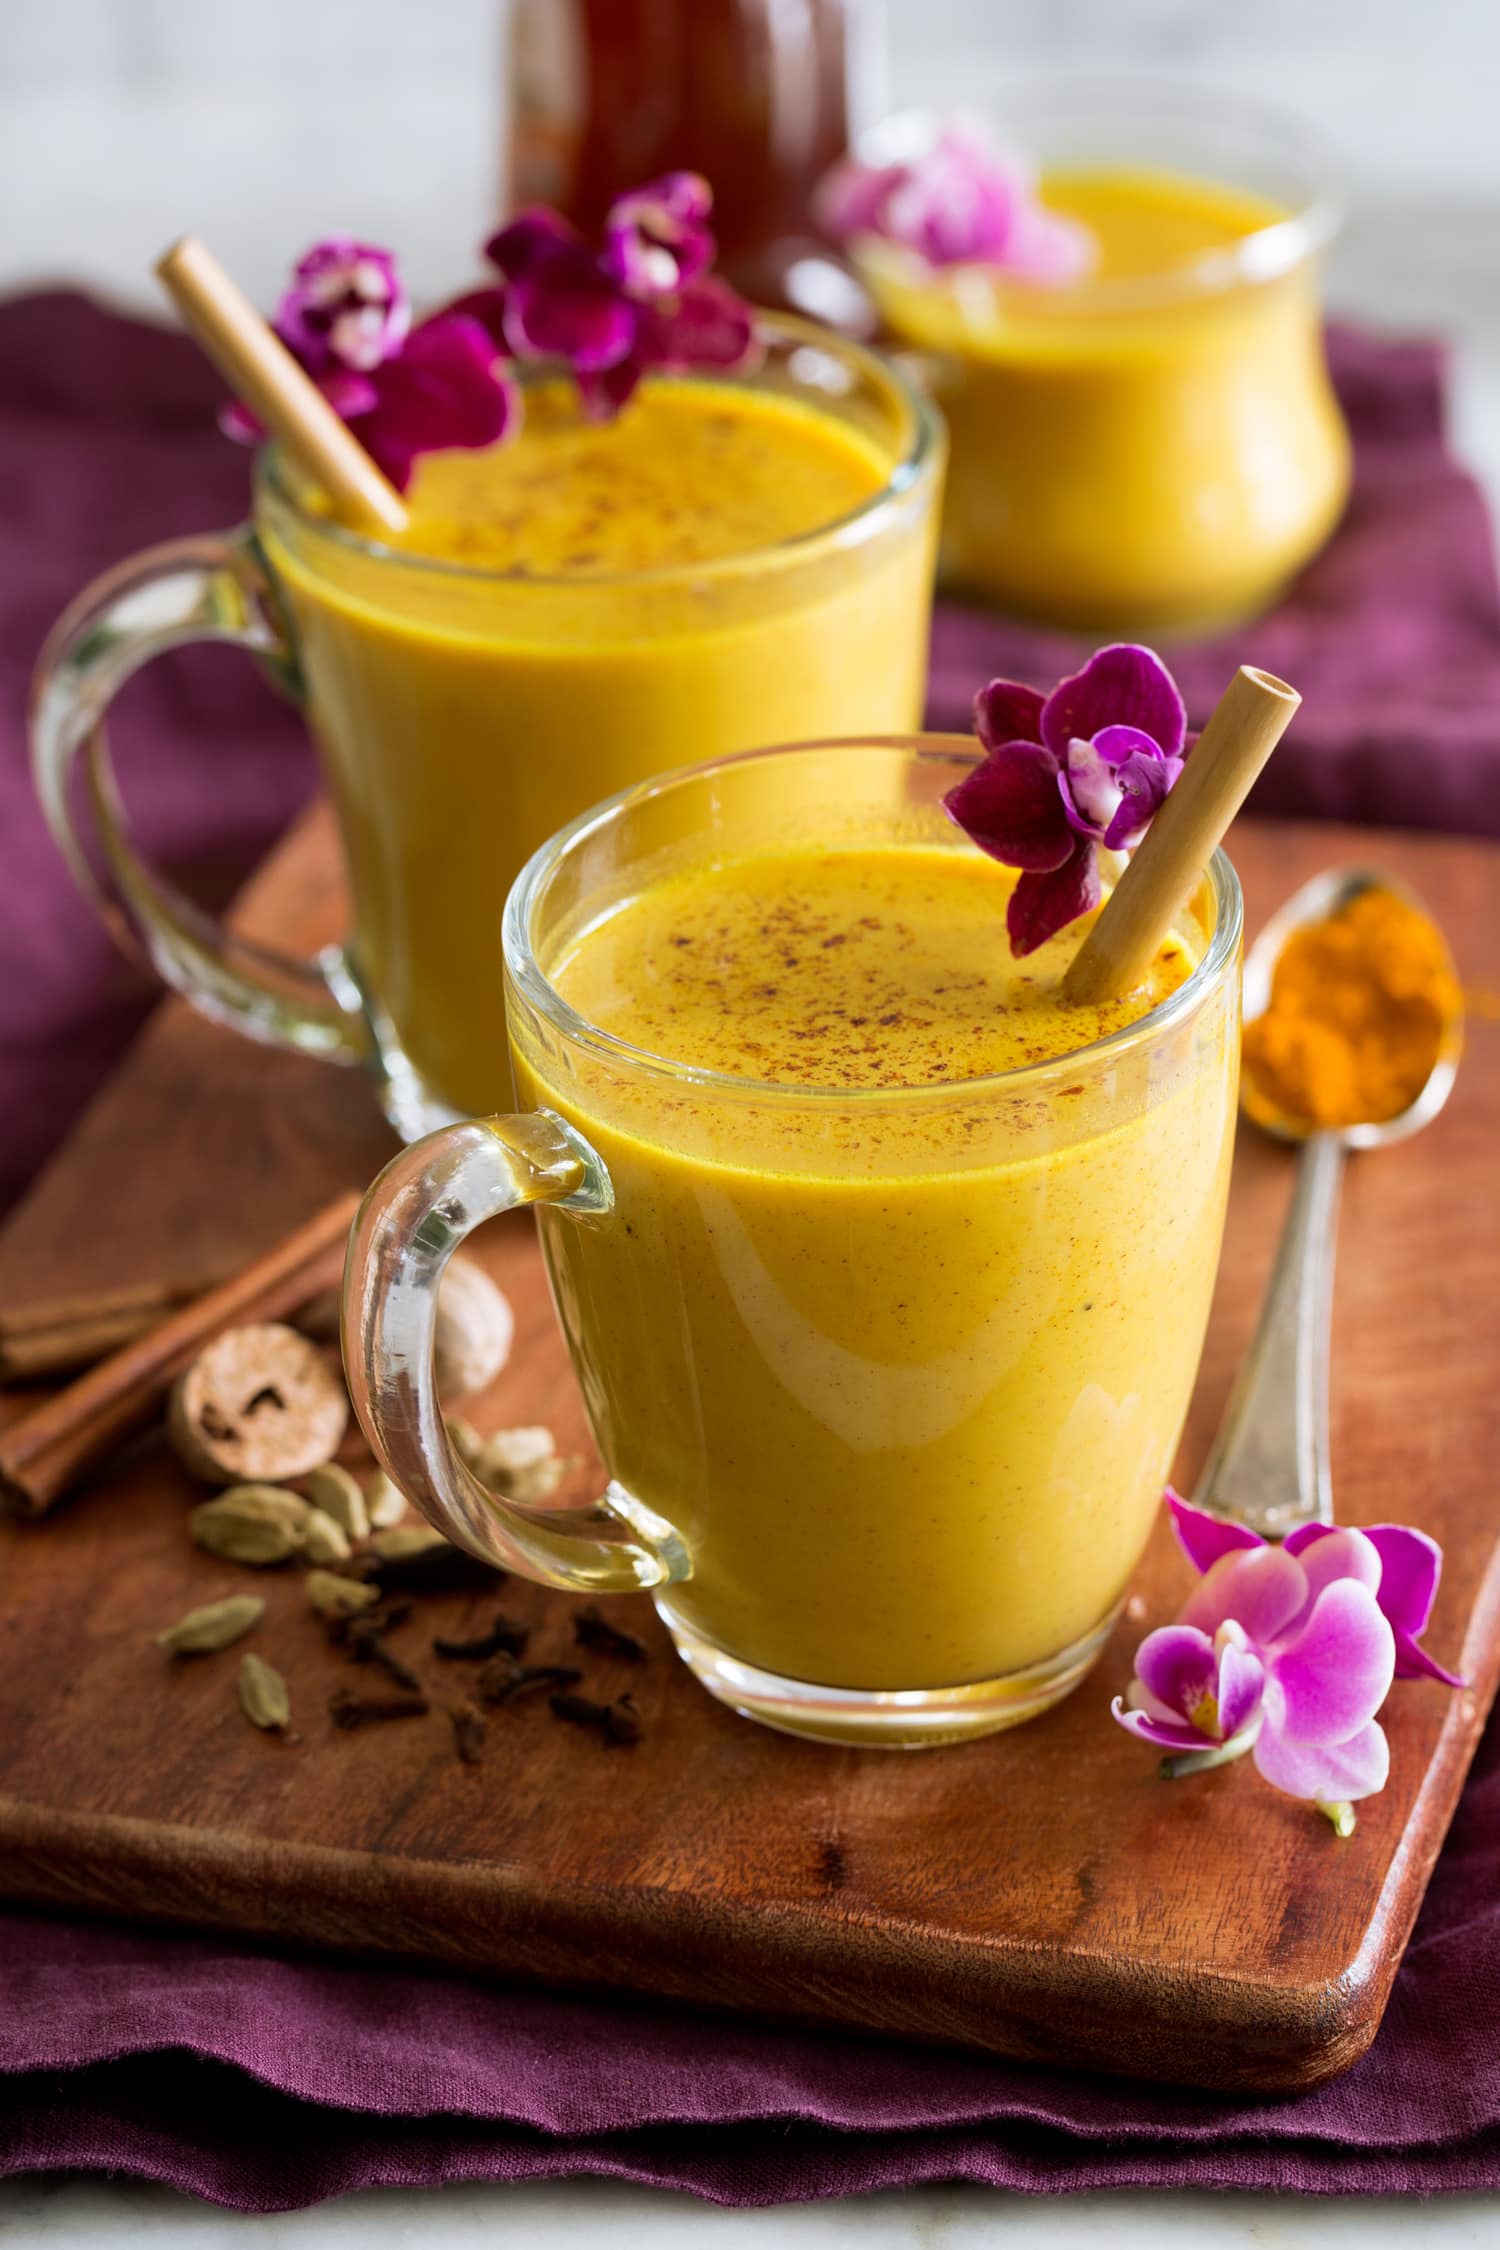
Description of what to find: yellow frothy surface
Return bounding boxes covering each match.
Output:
[553,843,1196,1092]
[395,379,892,574]
[1041,165,1288,280]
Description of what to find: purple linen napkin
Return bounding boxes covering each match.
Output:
[2,292,1500,2208]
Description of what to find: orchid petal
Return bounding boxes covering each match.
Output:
[1392,1632,1465,1688]
[1289,1526,1383,1610]
[1111,1698,1215,1753]
[1217,1641,1267,1740]
[1180,1544,1308,1645]
[1060,737,1123,841]
[218,397,264,446]
[503,262,638,372]
[1006,201,1098,284]
[1267,1580,1395,1745]
[1254,1716,1390,1804]
[1290,1522,1462,1685]
[1363,1524,1442,1636]
[1167,1491,1265,1575]
[1040,644,1187,763]
[814,155,915,245]
[1134,1624,1217,1723]
[640,277,761,371]
[274,237,408,377]
[974,679,1047,752]
[943,743,1073,872]
[485,208,590,281]
[1102,750,1183,850]
[354,314,517,490]
[441,286,511,351]
[1006,842,1101,956]
[604,171,716,295]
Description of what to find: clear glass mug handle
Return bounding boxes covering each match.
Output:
[342,1114,691,1594]
[29,527,369,1064]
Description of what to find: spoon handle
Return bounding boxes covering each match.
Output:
[1191,1131,1344,1540]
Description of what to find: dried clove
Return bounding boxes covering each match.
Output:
[343,1614,423,1691]
[548,1689,644,1745]
[572,1604,648,1664]
[329,1683,430,1730]
[431,1614,531,1662]
[476,1654,582,1707]
[448,1700,488,1766]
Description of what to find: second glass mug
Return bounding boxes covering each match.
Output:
[343,740,1243,1747]
[29,320,942,1140]
[852,79,1350,636]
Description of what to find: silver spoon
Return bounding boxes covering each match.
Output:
[1192,866,1464,1540]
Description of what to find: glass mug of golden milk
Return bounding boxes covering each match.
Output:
[343,739,1242,1746]
[31,322,942,1137]
[852,81,1349,634]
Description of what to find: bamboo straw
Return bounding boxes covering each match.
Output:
[155,236,409,538]
[1063,666,1302,1006]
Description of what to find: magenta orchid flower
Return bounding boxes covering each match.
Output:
[220,183,759,481]
[943,644,1188,955]
[275,238,410,374]
[220,240,516,491]
[818,121,1094,283]
[1113,1492,1462,1830]
[478,173,759,420]
[604,171,716,294]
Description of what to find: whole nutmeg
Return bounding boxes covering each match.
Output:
[168,1323,348,1486]
[433,1258,514,1401]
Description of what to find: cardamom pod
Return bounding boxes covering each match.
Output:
[238,1651,291,1730]
[155,1593,266,1656]
[445,1417,484,1468]
[189,1485,313,1566]
[303,1463,369,1543]
[301,1507,352,1566]
[476,1426,564,1504]
[304,1569,381,1619]
[364,1471,407,1531]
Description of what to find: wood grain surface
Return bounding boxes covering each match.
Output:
[0,804,1496,2093]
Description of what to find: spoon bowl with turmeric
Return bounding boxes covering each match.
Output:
[1193,867,1464,1540]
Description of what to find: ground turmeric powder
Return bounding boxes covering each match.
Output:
[1241,886,1459,1130]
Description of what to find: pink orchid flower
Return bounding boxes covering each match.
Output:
[942,643,1188,954]
[476,173,759,421]
[220,240,515,491]
[817,121,1094,283]
[1112,1494,1462,1822]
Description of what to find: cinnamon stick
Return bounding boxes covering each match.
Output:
[0,1191,360,1520]
[0,1277,221,1382]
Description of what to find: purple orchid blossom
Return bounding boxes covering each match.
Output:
[479,172,760,420]
[943,644,1189,955]
[220,182,758,483]
[220,239,515,491]
[275,238,410,374]
[818,121,1094,283]
[1112,1492,1462,1827]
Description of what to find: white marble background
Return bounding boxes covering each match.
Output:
[3,0,1499,2239]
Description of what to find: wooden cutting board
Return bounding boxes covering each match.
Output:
[1,805,1497,2095]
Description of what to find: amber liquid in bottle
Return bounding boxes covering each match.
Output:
[506,0,881,316]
